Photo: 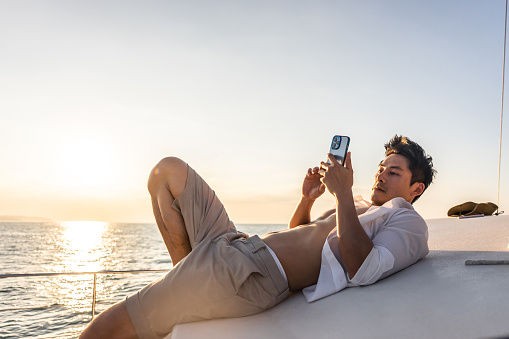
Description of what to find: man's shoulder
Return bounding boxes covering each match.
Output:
[380,198,425,220]
[361,198,420,230]
[383,199,427,232]
[362,197,426,229]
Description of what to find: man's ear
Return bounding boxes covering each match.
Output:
[411,182,425,198]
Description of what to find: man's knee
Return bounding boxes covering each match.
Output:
[148,157,188,198]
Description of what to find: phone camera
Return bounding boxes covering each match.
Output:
[331,136,341,150]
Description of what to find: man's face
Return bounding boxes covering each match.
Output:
[370,154,423,206]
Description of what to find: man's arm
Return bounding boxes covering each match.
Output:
[289,167,326,228]
[320,152,374,277]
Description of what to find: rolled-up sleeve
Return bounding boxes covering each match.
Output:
[348,245,394,285]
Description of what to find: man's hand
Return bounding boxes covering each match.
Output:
[288,165,327,228]
[302,166,326,201]
[319,152,354,197]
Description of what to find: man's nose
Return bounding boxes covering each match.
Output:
[377,170,386,183]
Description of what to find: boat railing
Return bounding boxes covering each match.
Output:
[0,269,169,319]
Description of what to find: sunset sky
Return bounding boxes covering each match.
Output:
[1,0,507,223]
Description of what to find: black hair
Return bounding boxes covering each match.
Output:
[384,135,436,203]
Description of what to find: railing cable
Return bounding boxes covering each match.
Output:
[0,269,168,319]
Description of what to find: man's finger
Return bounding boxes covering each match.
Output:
[345,152,352,169]
[326,153,340,166]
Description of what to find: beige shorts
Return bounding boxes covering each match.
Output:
[125,166,289,338]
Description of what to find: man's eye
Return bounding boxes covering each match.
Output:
[390,172,399,176]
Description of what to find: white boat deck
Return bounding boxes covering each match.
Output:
[171,215,509,339]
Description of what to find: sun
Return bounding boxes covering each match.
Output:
[52,134,116,190]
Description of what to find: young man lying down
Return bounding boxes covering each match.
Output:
[81,135,436,339]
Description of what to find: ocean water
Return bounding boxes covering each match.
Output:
[0,222,284,338]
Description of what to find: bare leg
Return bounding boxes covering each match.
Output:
[79,300,137,339]
[81,157,192,338]
[148,157,192,265]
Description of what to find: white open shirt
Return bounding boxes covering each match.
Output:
[302,196,429,302]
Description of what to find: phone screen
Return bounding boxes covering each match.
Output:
[329,135,350,166]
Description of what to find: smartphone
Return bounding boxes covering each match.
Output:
[328,135,350,166]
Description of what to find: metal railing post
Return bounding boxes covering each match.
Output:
[92,273,97,320]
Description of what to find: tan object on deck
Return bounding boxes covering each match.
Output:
[447,201,498,217]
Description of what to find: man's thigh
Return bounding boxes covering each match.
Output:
[172,165,243,247]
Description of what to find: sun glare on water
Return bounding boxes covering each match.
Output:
[59,221,109,270]
[39,221,114,315]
